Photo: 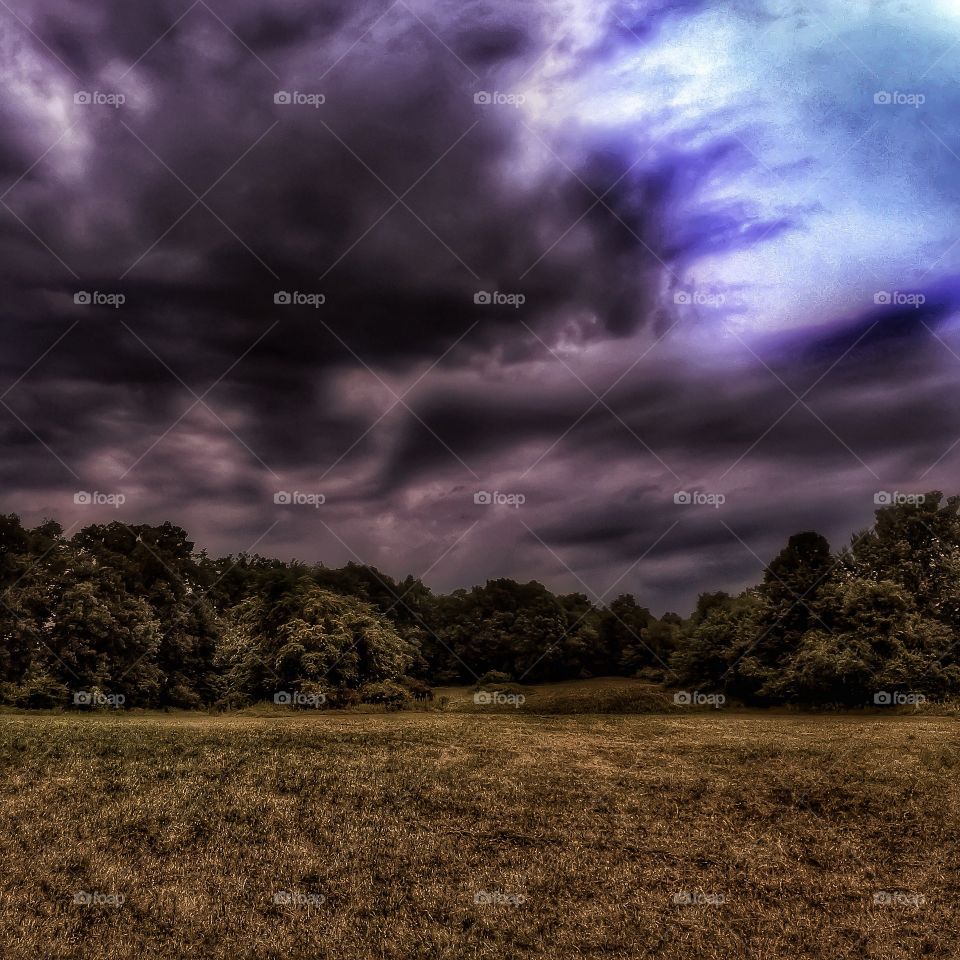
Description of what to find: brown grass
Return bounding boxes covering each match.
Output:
[0,703,956,958]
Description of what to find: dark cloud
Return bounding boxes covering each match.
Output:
[1,0,957,612]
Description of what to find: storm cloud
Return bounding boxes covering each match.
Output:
[3,0,960,612]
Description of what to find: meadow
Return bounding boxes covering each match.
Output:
[0,686,956,959]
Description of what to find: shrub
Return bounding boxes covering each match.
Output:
[0,672,70,709]
[214,691,253,712]
[476,670,513,687]
[360,680,412,710]
[401,678,434,701]
[165,683,204,710]
[328,687,361,708]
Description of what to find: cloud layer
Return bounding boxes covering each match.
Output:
[3,0,960,612]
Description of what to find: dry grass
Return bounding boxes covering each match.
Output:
[436,676,680,713]
[0,705,956,958]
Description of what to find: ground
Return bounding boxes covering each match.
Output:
[0,685,956,959]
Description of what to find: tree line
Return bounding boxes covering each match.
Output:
[1,492,959,708]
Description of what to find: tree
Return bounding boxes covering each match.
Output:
[40,562,162,705]
[0,514,42,683]
[426,579,603,683]
[671,592,761,694]
[599,595,656,675]
[220,579,414,704]
[849,492,960,634]
[741,532,835,702]
[4,500,960,710]
[0,518,71,687]
[763,578,960,705]
[71,522,220,706]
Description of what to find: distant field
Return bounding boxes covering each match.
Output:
[0,704,956,958]
[434,676,680,713]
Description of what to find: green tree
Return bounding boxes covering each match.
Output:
[764,578,960,704]
[40,563,162,704]
[600,595,657,675]
[742,532,835,702]
[672,592,761,694]
[71,522,220,706]
[849,492,960,634]
[220,579,414,703]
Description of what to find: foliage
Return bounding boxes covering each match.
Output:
[3,494,960,707]
[219,579,414,704]
[359,680,412,709]
[671,493,960,705]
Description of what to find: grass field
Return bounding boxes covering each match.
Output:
[0,692,956,958]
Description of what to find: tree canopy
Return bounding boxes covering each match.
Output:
[1,494,959,708]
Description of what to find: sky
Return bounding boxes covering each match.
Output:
[3,0,960,613]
